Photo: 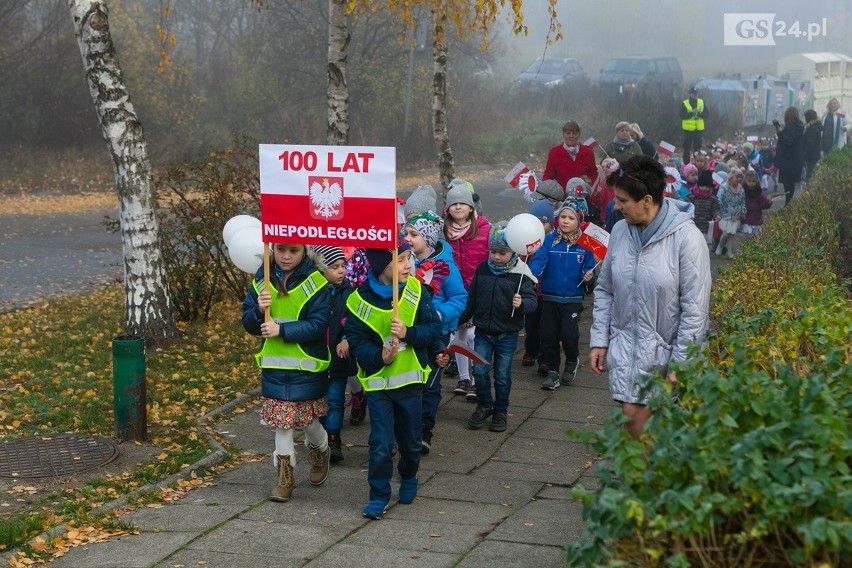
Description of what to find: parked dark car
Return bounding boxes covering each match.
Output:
[594,56,683,99]
[514,58,589,92]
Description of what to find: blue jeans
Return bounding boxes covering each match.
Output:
[471,332,518,415]
[421,333,449,432]
[323,376,347,435]
[366,384,422,503]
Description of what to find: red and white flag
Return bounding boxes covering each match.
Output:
[836,110,846,119]
[577,222,609,258]
[504,162,531,188]
[746,135,759,143]
[712,172,725,186]
[259,144,397,247]
[582,137,598,148]
[657,140,676,158]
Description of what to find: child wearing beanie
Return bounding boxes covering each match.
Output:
[443,181,491,400]
[344,239,446,520]
[715,167,747,259]
[311,245,358,464]
[689,169,721,248]
[403,212,467,454]
[521,200,555,370]
[458,223,537,433]
[529,200,597,390]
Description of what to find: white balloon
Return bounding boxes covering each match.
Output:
[222,215,261,247]
[227,224,265,273]
[505,213,546,256]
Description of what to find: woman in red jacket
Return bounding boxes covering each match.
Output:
[542,120,599,190]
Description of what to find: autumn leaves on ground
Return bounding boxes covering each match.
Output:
[0,149,504,563]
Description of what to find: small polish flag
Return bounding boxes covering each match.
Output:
[657,140,676,158]
[504,162,531,188]
[582,137,598,148]
[712,172,725,186]
[746,135,759,143]
[836,111,846,119]
[577,222,609,258]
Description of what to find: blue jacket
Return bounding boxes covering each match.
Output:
[414,239,467,336]
[529,231,597,303]
[344,275,444,378]
[242,256,331,402]
[327,280,358,380]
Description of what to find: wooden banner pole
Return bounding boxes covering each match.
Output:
[263,244,271,323]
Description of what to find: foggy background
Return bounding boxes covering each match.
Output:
[0,0,850,177]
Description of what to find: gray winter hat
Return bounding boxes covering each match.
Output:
[404,184,438,219]
[445,181,476,210]
[533,179,565,202]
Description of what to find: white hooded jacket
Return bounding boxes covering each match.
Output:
[590,198,711,404]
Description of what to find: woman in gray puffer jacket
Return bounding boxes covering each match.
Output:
[589,156,711,439]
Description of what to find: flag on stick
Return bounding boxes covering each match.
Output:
[582,137,598,148]
[577,222,609,258]
[657,140,676,158]
[504,162,531,188]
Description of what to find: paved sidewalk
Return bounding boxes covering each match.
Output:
[37,305,615,568]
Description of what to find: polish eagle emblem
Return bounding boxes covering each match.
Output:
[308,177,343,220]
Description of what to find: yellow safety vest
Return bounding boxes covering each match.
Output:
[682,98,705,131]
[346,278,429,392]
[253,270,330,372]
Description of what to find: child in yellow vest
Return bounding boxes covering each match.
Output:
[242,244,332,502]
[345,240,446,519]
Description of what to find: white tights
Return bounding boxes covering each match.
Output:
[273,418,328,467]
[453,326,476,383]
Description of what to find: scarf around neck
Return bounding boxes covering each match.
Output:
[552,227,581,246]
[611,137,634,150]
[692,185,713,200]
[487,253,519,275]
[563,143,579,158]
[445,219,472,242]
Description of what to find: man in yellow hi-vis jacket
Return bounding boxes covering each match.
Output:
[680,86,708,164]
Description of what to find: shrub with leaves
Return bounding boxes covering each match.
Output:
[155,137,260,321]
[567,152,851,567]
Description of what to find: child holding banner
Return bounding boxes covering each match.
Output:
[459,224,537,433]
[344,241,446,520]
[529,201,597,390]
[442,183,491,401]
[242,244,333,503]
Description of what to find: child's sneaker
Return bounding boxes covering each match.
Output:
[420,428,433,455]
[453,379,470,395]
[465,382,478,402]
[362,500,389,520]
[489,413,508,432]
[348,390,367,425]
[541,370,561,390]
[399,478,418,504]
[561,360,579,386]
[467,405,493,429]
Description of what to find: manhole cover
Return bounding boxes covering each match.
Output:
[0,434,119,478]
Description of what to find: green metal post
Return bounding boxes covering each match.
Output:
[112,334,147,441]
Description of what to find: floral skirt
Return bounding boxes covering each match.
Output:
[259,396,328,429]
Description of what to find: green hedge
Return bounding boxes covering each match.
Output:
[567,149,852,567]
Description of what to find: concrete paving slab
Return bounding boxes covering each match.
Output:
[182,518,350,559]
[156,548,304,568]
[417,472,542,507]
[533,401,619,424]
[472,457,586,486]
[119,502,246,532]
[346,518,485,554]
[383,496,513,526]
[47,531,197,568]
[457,539,567,568]
[494,436,593,467]
[513,416,581,442]
[305,543,458,568]
[486,498,585,546]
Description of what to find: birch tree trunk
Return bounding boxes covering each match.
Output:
[69,0,176,342]
[431,10,455,191]
[326,0,350,145]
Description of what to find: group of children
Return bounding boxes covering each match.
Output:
[242,178,596,520]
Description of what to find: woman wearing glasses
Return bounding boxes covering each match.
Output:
[589,155,711,439]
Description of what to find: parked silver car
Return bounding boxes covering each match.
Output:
[514,58,589,93]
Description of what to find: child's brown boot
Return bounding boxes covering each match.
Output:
[270,454,294,502]
[307,443,330,485]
